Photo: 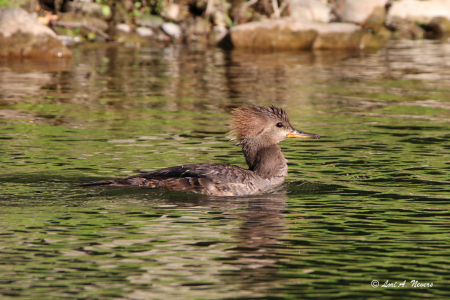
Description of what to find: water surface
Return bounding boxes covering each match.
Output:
[1,40,450,299]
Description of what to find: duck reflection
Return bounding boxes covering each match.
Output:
[121,190,288,298]
[218,192,287,290]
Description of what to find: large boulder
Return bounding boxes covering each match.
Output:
[287,0,332,23]
[0,7,73,59]
[229,18,382,50]
[311,22,368,49]
[230,19,318,50]
[337,0,388,24]
[387,0,450,23]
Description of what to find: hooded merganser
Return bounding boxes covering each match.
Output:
[96,105,319,196]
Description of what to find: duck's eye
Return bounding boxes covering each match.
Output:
[276,122,283,128]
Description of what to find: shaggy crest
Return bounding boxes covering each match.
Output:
[230,105,290,141]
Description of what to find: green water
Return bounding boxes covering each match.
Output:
[1,40,450,299]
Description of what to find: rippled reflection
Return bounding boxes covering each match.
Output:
[1,40,450,298]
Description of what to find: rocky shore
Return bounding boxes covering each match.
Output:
[2,0,450,59]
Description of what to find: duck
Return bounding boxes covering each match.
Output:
[91,105,320,196]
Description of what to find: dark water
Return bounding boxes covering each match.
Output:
[1,40,450,299]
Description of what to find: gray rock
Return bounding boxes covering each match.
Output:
[116,23,131,33]
[312,22,370,49]
[164,4,180,22]
[229,18,382,50]
[0,7,56,38]
[387,0,450,23]
[161,22,182,39]
[287,0,331,23]
[113,24,148,44]
[213,10,228,28]
[230,19,317,50]
[65,1,109,19]
[56,35,83,46]
[337,0,387,24]
[211,25,228,44]
[135,14,164,28]
[0,7,73,59]
[57,35,74,46]
[136,27,154,37]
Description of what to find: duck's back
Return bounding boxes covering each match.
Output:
[109,163,282,196]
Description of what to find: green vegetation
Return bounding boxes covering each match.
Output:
[0,0,11,7]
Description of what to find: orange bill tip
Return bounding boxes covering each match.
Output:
[287,130,320,139]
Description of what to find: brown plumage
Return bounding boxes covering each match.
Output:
[89,105,320,196]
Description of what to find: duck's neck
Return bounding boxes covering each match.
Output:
[241,140,288,179]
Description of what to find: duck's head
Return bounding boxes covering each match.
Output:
[230,105,319,146]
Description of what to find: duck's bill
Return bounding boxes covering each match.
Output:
[287,129,320,139]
